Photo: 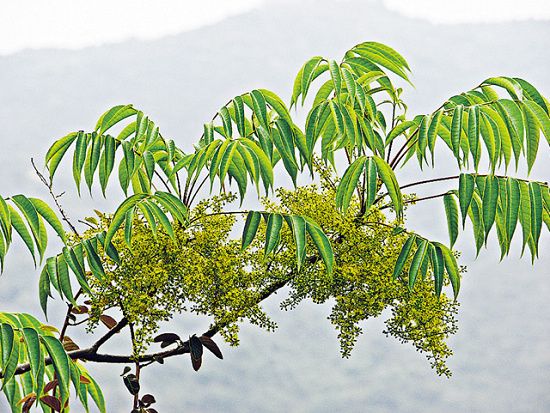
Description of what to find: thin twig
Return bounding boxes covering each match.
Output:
[31,158,80,237]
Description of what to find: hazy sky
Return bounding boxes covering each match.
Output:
[1,0,549,55]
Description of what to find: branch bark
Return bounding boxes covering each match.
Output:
[8,274,293,377]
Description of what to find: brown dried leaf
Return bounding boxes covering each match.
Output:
[99,314,117,329]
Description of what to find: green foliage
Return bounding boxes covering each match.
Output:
[0,313,105,413]
[0,39,548,409]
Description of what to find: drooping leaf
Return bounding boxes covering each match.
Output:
[443,193,459,248]
[393,234,415,280]
[242,211,261,250]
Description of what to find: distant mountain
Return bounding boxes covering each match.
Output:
[0,0,549,411]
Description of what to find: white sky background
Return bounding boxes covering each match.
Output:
[0,0,549,55]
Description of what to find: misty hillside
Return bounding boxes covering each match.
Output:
[0,0,549,411]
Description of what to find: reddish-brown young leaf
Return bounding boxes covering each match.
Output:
[189,335,203,359]
[43,380,58,394]
[22,395,37,413]
[123,374,140,395]
[71,305,89,314]
[140,394,156,407]
[153,332,180,345]
[62,336,80,351]
[199,336,223,359]
[17,393,36,406]
[189,335,203,371]
[99,314,117,329]
[191,355,202,371]
[40,395,61,412]
[79,375,91,384]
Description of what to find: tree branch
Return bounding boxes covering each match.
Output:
[8,273,293,377]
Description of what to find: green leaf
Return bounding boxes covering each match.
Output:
[105,194,148,247]
[435,242,460,299]
[41,336,70,402]
[45,132,78,179]
[124,207,135,247]
[304,217,334,274]
[62,246,90,294]
[451,105,464,162]
[505,178,521,251]
[239,138,274,194]
[38,266,51,316]
[496,99,524,167]
[482,175,499,242]
[523,103,540,174]
[483,77,521,100]
[56,254,75,305]
[285,215,307,269]
[146,200,175,240]
[299,56,324,105]
[352,42,411,82]
[336,156,366,213]
[273,121,298,184]
[21,327,42,384]
[138,202,158,237]
[393,234,415,280]
[443,193,459,248]
[364,157,377,212]
[82,239,105,281]
[84,133,103,192]
[251,90,269,130]
[8,206,36,264]
[427,110,443,164]
[85,372,106,413]
[408,238,428,290]
[342,67,356,104]
[431,244,445,297]
[529,182,543,257]
[328,60,342,96]
[153,191,188,225]
[0,197,11,245]
[385,120,417,147]
[242,211,261,250]
[72,132,88,191]
[264,213,283,256]
[142,150,155,182]
[95,104,136,134]
[11,195,41,247]
[28,198,66,243]
[523,100,550,146]
[458,173,475,227]
[467,106,480,170]
[514,78,548,114]
[1,323,19,387]
[232,96,246,137]
[372,156,403,220]
[99,135,116,196]
[468,192,485,255]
